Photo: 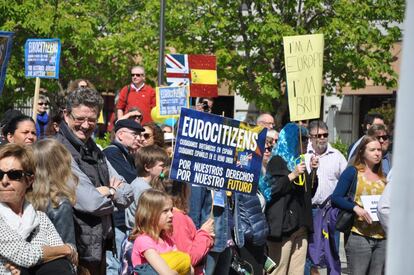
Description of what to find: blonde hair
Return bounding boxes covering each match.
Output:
[27,139,78,211]
[129,189,171,241]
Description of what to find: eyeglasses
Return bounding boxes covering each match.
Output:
[121,130,141,139]
[131,73,144,77]
[38,102,49,106]
[0,169,31,181]
[143,133,152,140]
[265,145,273,152]
[376,135,389,141]
[259,121,275,128]
[311,133,329,139]
[69,113,97,125]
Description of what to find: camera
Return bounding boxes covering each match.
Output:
[202,100,209,112]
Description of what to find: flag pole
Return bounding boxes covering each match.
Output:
[157,0,166,86]
[386,2,414,274]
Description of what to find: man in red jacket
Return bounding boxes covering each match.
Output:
[116,66,155,124]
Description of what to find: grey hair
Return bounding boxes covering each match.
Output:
[367,123,387,136]
[308,120,328,132]
[65,88,103,114]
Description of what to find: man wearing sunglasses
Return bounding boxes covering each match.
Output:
[116,66,155,125]
[367,123,392,176]
[304,120,347,275]
[56,88,134,275]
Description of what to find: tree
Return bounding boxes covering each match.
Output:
[165,0,404,112]
[0,0,161,111]
[0,0,405,115]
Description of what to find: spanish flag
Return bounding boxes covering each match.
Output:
[188,54,217,97]
[166,54,218,98]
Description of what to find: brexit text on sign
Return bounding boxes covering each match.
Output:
[25,39,61,79]
[283,34,324,121]
[170,108,267,195]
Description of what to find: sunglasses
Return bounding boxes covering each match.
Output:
[38,102,49,106]
[311,133,329,139]
[0,169,31,181]
[143,133,152,140]
[376,135,389,141]
[131,73,144,77]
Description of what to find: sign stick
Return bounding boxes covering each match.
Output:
[32,77,41,120]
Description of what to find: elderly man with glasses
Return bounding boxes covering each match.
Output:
[116,66,155,124]
[304,120,347,275]
[103,118,144,274]
[56,88,133,275]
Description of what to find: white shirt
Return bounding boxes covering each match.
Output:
[305,142,348,205]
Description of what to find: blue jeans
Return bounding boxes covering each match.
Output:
[345,233,386,275]
[106,227,127,275]
[205,247,232,275]
[304,208,340,274]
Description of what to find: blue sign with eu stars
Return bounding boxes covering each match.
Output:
[170,108,267,195]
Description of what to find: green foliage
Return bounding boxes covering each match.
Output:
[0,0,405,114]
[368,104,395,127]
[331,138,348,159]
[95,131,111,149]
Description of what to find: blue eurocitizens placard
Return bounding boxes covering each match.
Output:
[0,31,14,95]
[170,108,267,195]
[24,38,61,79]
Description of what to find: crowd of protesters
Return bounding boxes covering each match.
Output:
[0,65,393,275]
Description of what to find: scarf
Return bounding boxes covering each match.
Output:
[0,201,40,239]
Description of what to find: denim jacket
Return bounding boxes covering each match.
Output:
[188,186,230,253]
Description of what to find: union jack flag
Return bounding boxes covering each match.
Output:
[165,53,218,98]
[165,54,190,86]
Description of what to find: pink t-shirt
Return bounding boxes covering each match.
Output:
[131,233,176,266]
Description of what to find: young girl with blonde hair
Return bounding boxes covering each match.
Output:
[27,138,78,247]
[130,189,192,275]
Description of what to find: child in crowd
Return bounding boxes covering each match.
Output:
[125,145,169,230]
[130,189,192,275]
[150,171,215,275]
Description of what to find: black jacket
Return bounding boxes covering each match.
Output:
[265,156,318,240]
[103,141,136,184]
[46,198,76,247]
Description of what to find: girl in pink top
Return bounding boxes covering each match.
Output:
[130,189,190,275]
[150,173,215,275]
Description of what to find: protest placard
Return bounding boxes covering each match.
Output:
[156,85,189,118]
[283,34,324,121]
[0,31,14,95]
[170,108,267,195]
[25,38,61,79]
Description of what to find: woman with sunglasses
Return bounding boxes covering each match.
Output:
[35,94,50,139]
[260,123,318,275]
[141,122,164,148]
[0,143,77,274]
[332,136,387,275]
[2,115,37,145]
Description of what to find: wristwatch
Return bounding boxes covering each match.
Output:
[109,187,116,197]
